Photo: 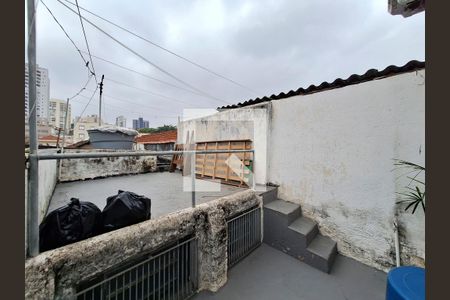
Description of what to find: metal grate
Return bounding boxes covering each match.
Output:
[76,237,198,300]
[227,206,262,267]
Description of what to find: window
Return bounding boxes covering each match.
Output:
[79,125,85,130]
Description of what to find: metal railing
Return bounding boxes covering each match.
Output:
[227,205,262,267]
[26,148,255,257]
[76,237,198,300]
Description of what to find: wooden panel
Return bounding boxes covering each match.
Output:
[195,139,253,187]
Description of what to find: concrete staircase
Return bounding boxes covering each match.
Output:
[257,186,337,273]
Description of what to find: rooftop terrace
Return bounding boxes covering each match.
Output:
[48,172,246,218]
[194,243,387,300]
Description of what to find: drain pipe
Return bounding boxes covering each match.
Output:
[393,217,401,267]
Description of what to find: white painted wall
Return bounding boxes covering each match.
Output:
[178,107,269,185]
[268,70,425,271]
[25,149,59,223]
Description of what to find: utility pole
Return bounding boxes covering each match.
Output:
[99,74,104,126]
[61,98,70,150]
[27,0,39,257]
[58,98,70,179]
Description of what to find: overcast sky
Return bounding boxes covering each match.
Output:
[29,0,425,128]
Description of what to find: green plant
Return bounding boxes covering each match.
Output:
[394,159,425,214]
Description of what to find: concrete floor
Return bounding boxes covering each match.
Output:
[48,172,245,218]
[194,244,387,300]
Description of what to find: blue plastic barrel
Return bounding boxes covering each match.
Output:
[386,266,425,300]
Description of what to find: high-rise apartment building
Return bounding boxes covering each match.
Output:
[132,117,149,130]
[48,98,72,132]
[115,115,127,128]
[25,63,50,122]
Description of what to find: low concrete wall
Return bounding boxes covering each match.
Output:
[25,149,59,223]
[59,149,157,182]
[25,190,261,299]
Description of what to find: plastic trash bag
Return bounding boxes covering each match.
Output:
[39,198,102,252]
[102,190,151,232]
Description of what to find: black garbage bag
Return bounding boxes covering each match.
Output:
[102,190,151,232]
[39,198,102,252]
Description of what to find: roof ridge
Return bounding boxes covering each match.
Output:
[219,60,425,109]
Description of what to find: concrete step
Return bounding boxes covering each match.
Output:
[264,199,302,225]
[305,235,338,273]
[256,185,278,205]
[263,199,302,257]
[287,216,319,247]
[262,197,337,273]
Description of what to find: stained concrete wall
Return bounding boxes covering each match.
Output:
[268,70,425,271]
[25,149,59,223]
[25,190,261,299]
[178,107,269,185]
[59,149,157,182]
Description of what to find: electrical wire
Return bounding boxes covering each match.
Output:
[104,77,196,107]
[73,96,179,119]
[74,0,98,84]
[68,73,93,100]
[84,88,187,112]
[57,0,232,105]
[40,0,94,75]
[82,51,222,101]
[61,0,260,96]
[78,85,98,119]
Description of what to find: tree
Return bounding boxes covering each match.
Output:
[138,124,176,134]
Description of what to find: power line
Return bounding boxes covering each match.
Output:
[84,88,184,112]
[82,51,221,100]
[104,77,196,107]
[74,96,179,119]
[57,0,232,105]
[68,73,93,100]
[40,0,93,75]
[74,0,98,84]
[78,85,98,119]
[61,0,260,96]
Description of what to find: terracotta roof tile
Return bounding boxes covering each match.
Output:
[218,60,425,109]
[39,135,59,141]
[135,130,177,144]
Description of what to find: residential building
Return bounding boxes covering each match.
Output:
[115,115,127,127]
[73,114,101,143]
[132,117,149,130]
[48,99,71,133]
[25,63,50,122]
[134,130,177,151]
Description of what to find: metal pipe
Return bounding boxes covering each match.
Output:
[394,219,401,267]
[190,150,196,208]
[31,149,254,160]
[27,0,39,257]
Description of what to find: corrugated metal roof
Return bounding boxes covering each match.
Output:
[219,60,425,110]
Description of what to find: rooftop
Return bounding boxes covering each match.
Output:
[218,60,425,109]
[194,243,386,300]
[48,172,245,218]
[135,130,178,144]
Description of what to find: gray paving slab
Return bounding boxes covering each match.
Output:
[48,172,245,219]
[193,244,387,300]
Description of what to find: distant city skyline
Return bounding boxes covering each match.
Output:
[133,117,149,130]
[29,0,424,128]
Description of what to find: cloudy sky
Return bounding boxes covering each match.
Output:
[29,0,425,128]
